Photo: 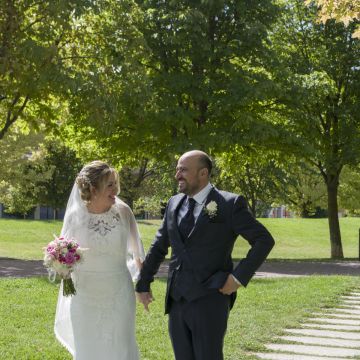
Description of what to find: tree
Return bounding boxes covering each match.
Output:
[273,161,327,218]
[133,164,177,217]
[308,0,360,38]
[0,124,44,183]
[0,125,49,217]
[0,130,81,218]
[216,148,284,217]
[35,141,82,219]
[0,1,101,140]
[270,0,360,258]
[0,183,36,218]
[0,145,52,218]
[63,0,280,162]
[118,160,155,209]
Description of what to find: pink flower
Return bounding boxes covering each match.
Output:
[64,252,75,265]
[50,249,57,257]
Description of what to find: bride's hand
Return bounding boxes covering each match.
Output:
[135,259,143,270]
[136,291,154,312]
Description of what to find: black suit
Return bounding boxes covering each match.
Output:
[136,187,274,360]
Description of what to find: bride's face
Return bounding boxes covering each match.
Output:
[92,172,118,209]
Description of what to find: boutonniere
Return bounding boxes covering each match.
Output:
[204,201,218,219]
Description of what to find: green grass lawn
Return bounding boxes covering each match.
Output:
[0,276,358,360]
[0,217,359,260]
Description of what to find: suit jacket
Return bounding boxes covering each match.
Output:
[135,187,275,314]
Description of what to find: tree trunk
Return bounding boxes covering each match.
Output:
[249,201,257,218]
[326,176,343,259]
[300,204,310,218]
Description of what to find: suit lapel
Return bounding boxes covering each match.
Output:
[187,187,218,239]
[168,194,186,241]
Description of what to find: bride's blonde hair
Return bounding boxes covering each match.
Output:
[76,161,119,203]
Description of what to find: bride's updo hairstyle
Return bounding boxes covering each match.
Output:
[76,161,119,204]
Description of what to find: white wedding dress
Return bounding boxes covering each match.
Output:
[54,196,144,360]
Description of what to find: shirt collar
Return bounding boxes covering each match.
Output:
[192,182,213,205]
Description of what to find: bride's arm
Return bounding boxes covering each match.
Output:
[124,205,145,272]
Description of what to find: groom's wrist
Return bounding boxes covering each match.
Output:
[135,282,150,293]
[231,274,242,287]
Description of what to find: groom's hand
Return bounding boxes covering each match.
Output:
[136,291,154,312]
[219,274,241,295]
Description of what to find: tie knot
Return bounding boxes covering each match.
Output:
[187,198,196,211]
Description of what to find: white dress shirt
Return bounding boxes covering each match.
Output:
[177,182,213,225]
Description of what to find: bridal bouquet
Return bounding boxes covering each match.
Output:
[43,236,86,296]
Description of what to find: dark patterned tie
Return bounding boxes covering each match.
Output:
[179,198,196,239]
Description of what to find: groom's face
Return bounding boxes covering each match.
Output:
[175,155,203,196]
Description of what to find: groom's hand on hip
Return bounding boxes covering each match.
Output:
[219,274,241,295]
[136,291,154,312]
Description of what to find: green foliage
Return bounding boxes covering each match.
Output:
[217,148,286,217]
[273,160,327,218]
[0,129,52,216]
[0,130,81,216]
[268,0,360,257]
[0,1,101,140]
[133,160,176,216]
[339,165,360,215]
[63,0,280,161]
[0,185,34,217]
[270,0,360,171]
[308,0,360,38]
[0,126,45,183]
[35,141,82,214]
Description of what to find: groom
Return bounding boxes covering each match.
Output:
[136,150,274,360]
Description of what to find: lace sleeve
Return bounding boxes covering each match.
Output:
[122,203,145,281]
[127,207,145,261]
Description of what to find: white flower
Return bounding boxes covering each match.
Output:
[205,201,218,218]
[52,262,71,278]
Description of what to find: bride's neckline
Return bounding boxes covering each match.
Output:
[86,204,113,215]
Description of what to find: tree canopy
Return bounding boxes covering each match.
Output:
[0,1,101,140]
[1,0,359,259]
[308,0,360,38]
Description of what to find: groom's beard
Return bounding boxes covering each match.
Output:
[178,179,200,196]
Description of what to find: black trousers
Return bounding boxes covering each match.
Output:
[168,292,230,360]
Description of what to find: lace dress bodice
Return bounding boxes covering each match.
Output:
[77,205,131,272]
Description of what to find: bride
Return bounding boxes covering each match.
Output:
[54,161,145,360]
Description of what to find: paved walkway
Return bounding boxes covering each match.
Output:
[1,257,360,278]
[255,289,360,360]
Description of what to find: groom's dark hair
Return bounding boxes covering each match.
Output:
[198,153,213,176]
